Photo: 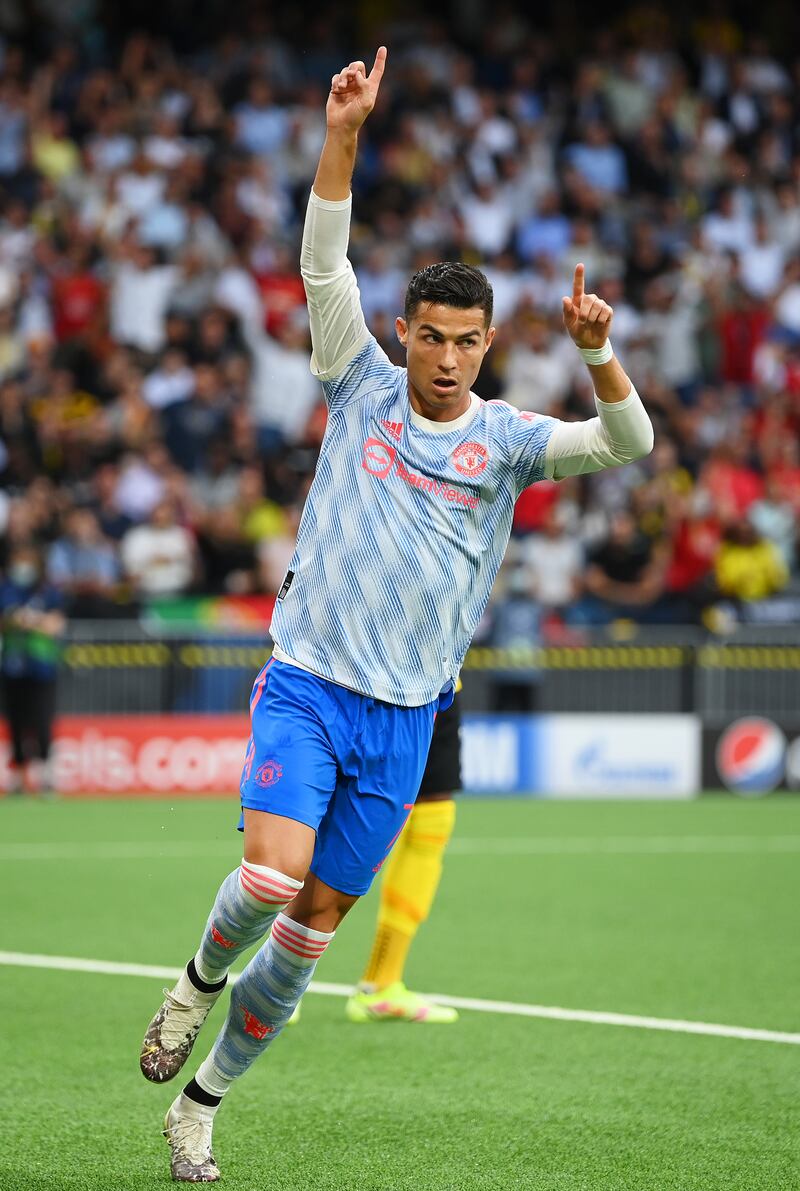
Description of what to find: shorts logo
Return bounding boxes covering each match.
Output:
[362,437,396,479]
[452,441,489,477]
[255,760,283,787]
[241,1008,274,1040]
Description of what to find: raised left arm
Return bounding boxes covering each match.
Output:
[547,263,654,478]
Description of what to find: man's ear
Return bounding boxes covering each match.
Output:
[484,325,496,353]
[395,316,408,346]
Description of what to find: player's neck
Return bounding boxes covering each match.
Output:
[407,382,471,424]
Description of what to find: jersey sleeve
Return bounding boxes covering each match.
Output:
[490,402,559,494]
[300,190,377,408]
[543,387,654,480]
[319,333,399,411]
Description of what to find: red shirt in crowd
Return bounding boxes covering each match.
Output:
[512,479,560,534]
[702,458,764,515]
[718,307,768,384]
[254,271,306,337]
[52,272,106,341]
[666,515,720,592]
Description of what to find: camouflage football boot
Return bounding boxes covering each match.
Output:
[163,1097,221,1183]
[140,967,226,1083]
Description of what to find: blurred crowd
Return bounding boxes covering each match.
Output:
[0,5,799,635]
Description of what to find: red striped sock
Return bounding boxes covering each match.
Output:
[193,863,303,986]
[270,913,334,966]
[238,862,302,909]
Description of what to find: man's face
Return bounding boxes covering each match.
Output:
[396,303,495,422]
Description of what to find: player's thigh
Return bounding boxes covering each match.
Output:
[312,699,437,896]
[242,809,317,881]
[240,659,338,880]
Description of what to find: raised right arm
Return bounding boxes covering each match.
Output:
[301,49,387,381]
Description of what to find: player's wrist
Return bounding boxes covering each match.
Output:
[575,340,613,365]
[324,123,360,144]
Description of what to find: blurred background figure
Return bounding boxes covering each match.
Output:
[121,499,196,598]
[0,543,65,795]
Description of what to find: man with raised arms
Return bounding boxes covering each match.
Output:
[140,46,653,1182]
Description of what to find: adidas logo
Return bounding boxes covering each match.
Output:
[381,420,403,441]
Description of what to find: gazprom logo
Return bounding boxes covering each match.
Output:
[574,741,675,785]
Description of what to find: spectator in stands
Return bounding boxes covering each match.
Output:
[51,240,106,344]
[739,213,786,300]
[161,362,229,473]
[109,241,179,354]
[500,310,576,415]
[0,12,799,644]
[515,190,571,264]
[142,348,195,411]
[518,504,583,614]
[47,507,120,617]
[238,466,289,546]
[571,510,668,624]
[247,314,323,454]
[0,543,65,795]
[700,437,764,518]
[662,490,721,623]
[121,499,196,598]
[749,475,797,571]
[714,521,788,604]
[564,121,628,194]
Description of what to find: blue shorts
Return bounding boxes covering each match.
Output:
[239,658,438,896]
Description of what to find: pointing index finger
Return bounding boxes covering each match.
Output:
[369,45,387,85]
[573,263,585,304]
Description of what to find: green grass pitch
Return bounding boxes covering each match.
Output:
[1,795,799,1190]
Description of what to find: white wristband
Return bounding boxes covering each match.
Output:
[577,340,613,365]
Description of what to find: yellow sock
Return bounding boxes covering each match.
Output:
[361,799,456,989]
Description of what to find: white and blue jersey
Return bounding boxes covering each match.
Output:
[270,334,557,706]
[241,189,651,893]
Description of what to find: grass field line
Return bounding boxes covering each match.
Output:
[1,949,798,1047]
[3,834,800,862]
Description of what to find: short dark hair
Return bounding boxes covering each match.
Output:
[404,262,493,326]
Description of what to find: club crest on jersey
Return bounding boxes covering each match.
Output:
[362,437,396,478]
[452,441,489,477]
[255,760,283,788]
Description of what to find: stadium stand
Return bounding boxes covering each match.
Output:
[1,5,799,638]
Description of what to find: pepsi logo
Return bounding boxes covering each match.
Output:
[452,441,489,477]
[716,717,786,795]
[362,437,396,479]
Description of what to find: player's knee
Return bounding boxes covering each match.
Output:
[242,809,315,882]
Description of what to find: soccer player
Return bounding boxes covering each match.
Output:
[140,47,653,1183]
